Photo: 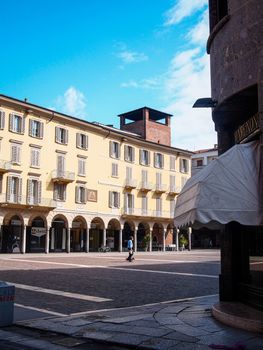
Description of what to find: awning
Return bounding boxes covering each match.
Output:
[174,141,262,229]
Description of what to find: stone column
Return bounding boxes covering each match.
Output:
[103,229,106,247]
[21,225,27,254]
[134,228,137,252]
[163,229,166,252]
[50,227,55,250]
[85,226,89,253]
[80,229,84,251]
[188,227,192,251]
[67,228,71,253]
[119,227,123,252]
[45,226,50,254]
[176,229,179,251]
[149,229,153,252]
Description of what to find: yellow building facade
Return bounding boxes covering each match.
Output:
[0,94,192,254]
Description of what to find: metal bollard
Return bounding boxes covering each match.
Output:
[0,281,15,326]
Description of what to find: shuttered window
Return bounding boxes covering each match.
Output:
[11,144,21,164]
[156,197,162,215]
[126,167,132,180]
[75,185,87,203]
[180,158,189,173]
[29,119,44,138]
[30,148,40,167]
[9,113,25,134]
[0,174,3,193]
[142,194,148,215]
[54,183,66,201]
[109,191,120,208]
[124,145,135,162]
[111,163,119,177]
[76,133,88,150]
[142,169,148,183]
[154,153,164,168]
[0,110,5,129]
[6,176,22,203]
[27,179,42,205]
[140,149,150,165]
[170,155,176,171]
[57,155,65,176]
[78,158,86,176]
[109,141,120,159]
[156,173,162,186]
[55,127,68,144]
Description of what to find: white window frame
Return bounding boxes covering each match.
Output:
[180,158,189,173]
[140,149,150,166]
[78,158,86,176]
[154,152,164,169]
[111,163,119,177]
[54,183,66,201]
[9,113,25,134]
[109,141,120,159]
[27,178,42,205]
[75,185,87,204]
[170,155,176,171]
[109,191,120,208]
[142,194,148,215]
[30,148,40,168]
[29,119,43,138]
[55,126,68,145]
[11,143,21,165]
[76,133,88,150]
[6,175,22,203]
[156,197,162,216]
[0,110,5,130]
[57,154,65,176]
[124,145,135,163]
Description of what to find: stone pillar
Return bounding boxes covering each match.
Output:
[66,228,71,253]
[103,229,106,247]
[149,229,152,252]
[80,229,84,251]
[21,225,26,254]
[134,228,137,252]
[163,229,166,252]
[45,226,50,254]
[50,227,55,250]
[188,227,192,251]
[119,227,123,252]
[176,229,179,251]
[85,226,89,253]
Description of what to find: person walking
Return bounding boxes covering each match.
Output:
[127,236,134,262]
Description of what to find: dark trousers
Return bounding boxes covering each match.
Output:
[127,249,134,261]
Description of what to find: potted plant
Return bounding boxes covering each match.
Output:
[142,234,151,251]
[179,234,188,251]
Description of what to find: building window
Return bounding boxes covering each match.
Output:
[78,158,86,176]
[75,185,87,204]
[109,191,120,208]
[55,127,68,145]
[0,110,5,129]
[140,149,150,166]
[27,179,42,205]
[109,141,120,159]
[210,0,228,30]
[29,119,43,138]
[156,173,162,187]
[142,169,148,184]
[124,145,135,162]
[156,197,162,216]
[57,154,65,176]
[6,176,22,203]
[170,155,176,171]
[125,193,134,214]
[126,166,132,180]
[0,174,3,193]
[154,153,164,168]
[197,159,203,167]
[54,183,66,201]
[170,199,175,217]
[76,133,88,150]
[11,144,21,165]
[111,163,119,177]
[142,194,148,215]
[180,158,189,173]
[9,113,25,134]
[30,148,40,168]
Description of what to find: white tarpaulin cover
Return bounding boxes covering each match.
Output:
[174,141,262,229]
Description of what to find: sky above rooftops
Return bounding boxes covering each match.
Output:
[0,0,216,151]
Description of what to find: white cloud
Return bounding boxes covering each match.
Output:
[121,77,160,89]
[187,9,209,45]
[118,50,148,64]
[55,87,87,118]
[164,0,207,26]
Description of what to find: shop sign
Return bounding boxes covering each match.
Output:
[72,222,81,228]
[31,227,47,237]
[234,113,260,143]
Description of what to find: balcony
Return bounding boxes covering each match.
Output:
[154,183,167,193]
[121,207,172,220]
[168,185,181,195]
[0,193,57,209]
[124,178,137,189]
[139,181,153,192]
[0,160,12,173]
[51,170,75,183]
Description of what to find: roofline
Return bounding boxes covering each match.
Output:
[118,106,173,118]
[0,94,192,155]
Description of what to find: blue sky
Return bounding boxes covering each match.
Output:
[0,0,216,150]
